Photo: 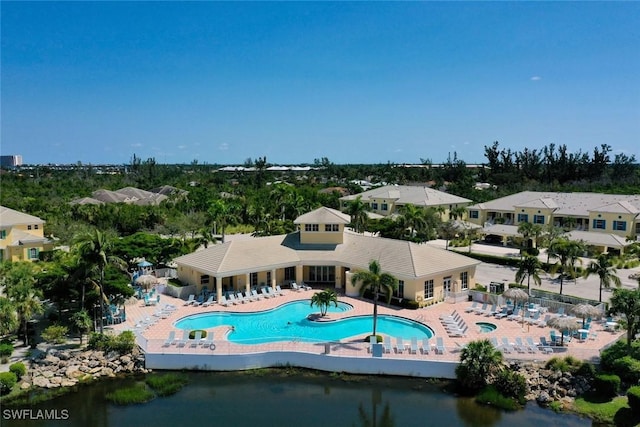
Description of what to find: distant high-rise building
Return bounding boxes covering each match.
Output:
[0,155,23,167]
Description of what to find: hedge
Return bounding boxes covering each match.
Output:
[611,356,640,384]
[9,362,26,380]
[628,386,640,414]
[0,372,17,394]
[594,374,620,398]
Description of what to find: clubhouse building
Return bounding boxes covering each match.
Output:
[174,207,480,306]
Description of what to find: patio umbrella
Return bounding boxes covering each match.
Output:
[137,260,153,268]
[547,316,580,346]
[136,274,157,291]
[502,288,530,328]
[570,304,603,327]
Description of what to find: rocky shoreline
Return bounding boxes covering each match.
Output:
[509,361,591,407]
[19,347,148,390]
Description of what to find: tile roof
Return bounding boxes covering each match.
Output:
[0,206,45,226]
[69,197,104,205]
[467,191,640,217]
[293,207,350,224]
[340,185,471,206]
[7,228,49,246]
[174,230,480,280]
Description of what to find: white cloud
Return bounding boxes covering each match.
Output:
[131,143,143,148]
[219,143,229,151]
[178,145,187,150]
[530,76,542,81]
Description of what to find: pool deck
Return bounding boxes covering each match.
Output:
[112,286,623,370]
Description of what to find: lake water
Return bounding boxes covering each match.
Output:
[2,371,591,427]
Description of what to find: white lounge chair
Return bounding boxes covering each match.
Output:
[500,338,514,353]
[395,337,405,354]
[200,332,215,350]
[435,337,446,354]
[190,330,202,348]
[266,287,278,298]
[513,337,526,353]
[236,292,248,303]
[184,294,196,306]
[290,283,302,292]
[163,331,176,347]
[410,337,419,354]
[252,289,264,300]
[176,330,189,348]
[261,287,274,299]
[383,336,392,353]
[245,290,256,302]
[421,338,431,354]
[368,335,377,353]
[201,295,215,307]
[228,294,239,305]
[525,337,538,353]
[464,302,478,313]
[300,282,312,291]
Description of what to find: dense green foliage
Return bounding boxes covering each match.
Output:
[8,362,26,380]
[0,342,14,357]
[627,386,640,414]
[594,374,621,398]
[475,385,520,411]
[310,289,338,317]
[88,331,136,354]
[600,341,640,372]
[545,356,584,373]
[40,324,69,345]
[0,372,18,394]
[611,356,640,384]
[493,370,527,403]
[455,339,504,394]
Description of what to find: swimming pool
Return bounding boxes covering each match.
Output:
[174,300,435,345]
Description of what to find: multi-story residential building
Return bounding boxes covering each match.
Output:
[466,191,640,253]
[174,207,480,305]
[339,185,472,219]
[0,206,54,262]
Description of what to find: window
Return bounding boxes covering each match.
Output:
[266,271,272,286]
[0,230,6,239]
[304,224,319,232]
[517,213,528,223]
[28,248,39,259]
[284,266,296,281]
[372,203,378,210]
[0,249,4,261]
[200,275,210,285]
[533,215,545,225]
[460,272,468,291]
[308,266,335,283]
[593,219,606,230]
[27,225,32,230]
[34,225,39,230]
[250,272,258,287]
[325,224,339,232]
[394,280,404,298]
[613,221,626,231]
[424,279,434,300]
[469,210,479,219]
[381,203,388,211]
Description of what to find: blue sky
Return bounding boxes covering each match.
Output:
[2,2,639,165]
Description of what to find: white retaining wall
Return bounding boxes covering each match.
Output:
[144,351,458,379]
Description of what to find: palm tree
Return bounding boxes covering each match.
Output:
[583,253,622,302]
[608,288,640,355]
[208,199,235,243]
[310,289,338,317]
[515,255,543,294]
[439,220,458,250]
[74,229,126,334]
[71,309,92,344]
[0,297,19,336]
[0,262,43,346]
[346,196,370,234]
[399,204,427,239]
[548,238,584,296]
[450,206,467,221]
[455,339,504,393]
[351,260,398,337]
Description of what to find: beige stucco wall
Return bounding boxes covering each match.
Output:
[299,225,344,245]
[1,223,49,262]
[589,211,635,237]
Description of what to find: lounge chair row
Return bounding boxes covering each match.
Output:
[490,336,554,355]
[290,282,312,292]
[162,329,216,350]
[440,310,468,337]
[372,336,447,355]
[184,286,288,308]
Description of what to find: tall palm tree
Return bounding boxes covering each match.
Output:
[450,206,467,221]
[515,255,543,294]
[399,204,427,239]
[583,253,622,302]
[351,260,398,337]
[455,339,504,393]
[346,196,370,234]
[548,238,584,296]
[207,199,238,243]
[74,229,126,334]
[310,289,338,317]
[0,297,19,337]
[608,288,640,355]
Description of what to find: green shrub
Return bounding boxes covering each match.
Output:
[405,300,420,310]
[545,356,582,373]
[0,372,18,395]
[611,356,640,384]
[493,369,527,401]
[363,335,383,343]
[475,385,520,411]
[88,331,136,355]
[168,278,184,287]
[105,384,154,405]
[41,324,68,345]
[575,362,597,379]
[628,386,640,414]
[0,343,13,357]
[9,362,26,380]
[188,330,207,340]
[145,373,189,396]
[601,341,640,371]
[594,374,620,398]
[474,284,487,292]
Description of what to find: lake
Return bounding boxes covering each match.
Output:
[2,371,591,427]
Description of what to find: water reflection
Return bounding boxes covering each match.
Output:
[1,372,590,427]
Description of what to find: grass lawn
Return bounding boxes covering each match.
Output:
[573,394,640,426]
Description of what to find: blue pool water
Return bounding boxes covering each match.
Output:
[174,300,434,344]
